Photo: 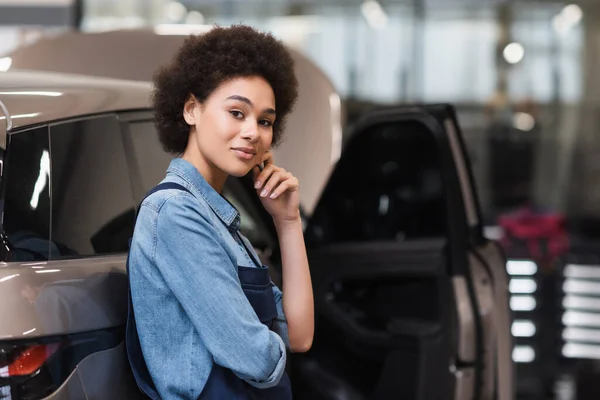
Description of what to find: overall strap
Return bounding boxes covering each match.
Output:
[126,181,192,400]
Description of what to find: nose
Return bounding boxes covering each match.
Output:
[240,121,259,142]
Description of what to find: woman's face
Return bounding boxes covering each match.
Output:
[185,76,276,179]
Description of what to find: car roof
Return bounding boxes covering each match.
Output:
[0,70,151,148]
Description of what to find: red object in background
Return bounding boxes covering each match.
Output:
[498,207,570,266]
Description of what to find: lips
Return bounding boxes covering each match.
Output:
[232,147,256,161]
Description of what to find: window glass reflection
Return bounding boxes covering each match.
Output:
[4,127,52,261]
[50,116,136,257]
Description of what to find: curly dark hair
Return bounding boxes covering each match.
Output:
[152,25,299,154]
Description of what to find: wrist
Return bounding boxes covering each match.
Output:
[273,212,302,231]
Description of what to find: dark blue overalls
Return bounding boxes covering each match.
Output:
[125,182,292,399]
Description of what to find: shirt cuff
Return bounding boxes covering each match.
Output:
[245,333,287,389]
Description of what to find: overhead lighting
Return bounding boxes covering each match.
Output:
[564,264,600,279]
[512,345,535,363]
[34,269,61,274]
[507,260,538,276]
[563,327,600,343]
[563,310,600,327]
[513,112,536,132]
[503,42,525,65]
[553,4,583,36]
[563,296,600,311]
[510,296,537,311]
[563,4,583,23]
[185,10,205,25]
[361,0,388,30]
[164,1,187,23]
[563,343,600,359]
[563,279,600,295]
[0,57,11,72]
[512,320,536,337]
[509,278,537,294]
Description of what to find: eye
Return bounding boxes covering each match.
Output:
[259,119,273,127]
[230,110,244,119]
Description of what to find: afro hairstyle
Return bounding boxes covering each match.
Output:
[152,24,299,154]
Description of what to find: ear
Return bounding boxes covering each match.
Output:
[183,95,199,126]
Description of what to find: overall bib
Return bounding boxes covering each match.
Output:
[126,182,292,399]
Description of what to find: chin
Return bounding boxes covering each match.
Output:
[228,170,250,178]
[226,164,254,178]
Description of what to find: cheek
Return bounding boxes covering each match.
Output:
[220,116,241,141]
[262,131,273,149]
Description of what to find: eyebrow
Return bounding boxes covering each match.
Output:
[226,95,276,115]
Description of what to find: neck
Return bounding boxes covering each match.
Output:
[182,139,228,193]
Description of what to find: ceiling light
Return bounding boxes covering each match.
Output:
[553,4,583,36]
[361,0,388,30]
[185,11,205,25]
[503,42,525,65]
[513,112,535,132]
[164,1,187,23]
[0,57,12,72]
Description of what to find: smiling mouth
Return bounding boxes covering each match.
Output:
[231,147,256,155]
[232,148,256,160]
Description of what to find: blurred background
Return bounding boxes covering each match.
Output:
[3,0,600,398]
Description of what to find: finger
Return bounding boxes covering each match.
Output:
[269,177,299,200]
[259,171,289,198]
[254,163,275,189]
[254,164,284,190]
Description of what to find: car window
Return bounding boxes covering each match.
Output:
[3,127,53,261]
[49,116,136,258]
[307,120,446,244]
[124,118,173,197]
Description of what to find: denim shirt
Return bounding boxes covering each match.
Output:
[128,158,289,399]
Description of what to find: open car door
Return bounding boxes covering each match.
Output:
[291,105,514,400]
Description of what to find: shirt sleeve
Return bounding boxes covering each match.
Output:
[270,283,290,350]
[153,194,286,389]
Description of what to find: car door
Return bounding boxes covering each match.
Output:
[291,105,512,400]
[425,104,514,400]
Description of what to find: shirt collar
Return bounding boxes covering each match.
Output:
[166,158,241,230]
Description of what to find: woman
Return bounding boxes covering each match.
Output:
[126,25,314,399]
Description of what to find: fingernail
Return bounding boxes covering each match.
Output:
[260,190,268,197]
[270,193,277,199]
[254,181,261,189]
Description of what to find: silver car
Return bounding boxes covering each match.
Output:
[1,38,513,399]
